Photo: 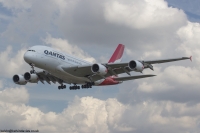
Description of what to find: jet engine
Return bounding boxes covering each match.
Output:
[24,72,38,83]
[91,63,108,76]
[13,75,27,85]
[128,60,144,72]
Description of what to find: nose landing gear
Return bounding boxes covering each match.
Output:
[29,63,36,74]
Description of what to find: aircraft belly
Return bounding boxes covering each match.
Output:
[51,71,89,84]
[34,55,88,84]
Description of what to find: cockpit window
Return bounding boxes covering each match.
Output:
[28,50,36,52]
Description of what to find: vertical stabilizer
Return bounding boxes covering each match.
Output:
[108,44,125,63]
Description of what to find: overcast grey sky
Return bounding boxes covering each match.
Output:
[0,0,200,133]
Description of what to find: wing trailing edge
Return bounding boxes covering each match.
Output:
[113,74,156,81]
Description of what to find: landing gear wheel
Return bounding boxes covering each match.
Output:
[69,85,81,90]
[58,84,66,90]
[81,82,93,89]
[30,70,35,74]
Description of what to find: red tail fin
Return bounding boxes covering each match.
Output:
[108,44,125,63]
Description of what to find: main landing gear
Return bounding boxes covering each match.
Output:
[69,85,80,90]
[58,84,66,90]
[81,82,93,89]
[58,82,95,90]
[69,82,94,90]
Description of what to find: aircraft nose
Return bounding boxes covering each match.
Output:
[24,51,34,63]
[24,51,29,63]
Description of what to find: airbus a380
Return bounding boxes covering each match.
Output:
[13,44,192,90]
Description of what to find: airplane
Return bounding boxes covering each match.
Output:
[13,44,192,90]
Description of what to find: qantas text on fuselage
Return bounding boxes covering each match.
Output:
[13,44,192,90]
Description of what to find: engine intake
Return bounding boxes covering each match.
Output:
[24,72,38,83]
[128,60,144,72]
[13,75,27,85]
[91,63,108,76]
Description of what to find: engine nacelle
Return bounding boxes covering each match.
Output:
[128,60,144,72]
[24,72,38,83]
[91,63,108,76]
[13,75,27,85]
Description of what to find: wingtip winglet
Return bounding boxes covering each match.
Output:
[190,56,192,61]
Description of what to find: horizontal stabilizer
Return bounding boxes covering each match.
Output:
[114,75,156,81]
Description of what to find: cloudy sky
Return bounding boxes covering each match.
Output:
[0,0,200,132]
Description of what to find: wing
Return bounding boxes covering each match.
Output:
[61,56,191,82]
[61,64,129,81]
[142,56,192,70]
[144,56,192,64]
[114,74,156,81]
[104,56,191,73]
[36,70,64,84]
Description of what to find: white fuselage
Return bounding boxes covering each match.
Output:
[24,45,99,85]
